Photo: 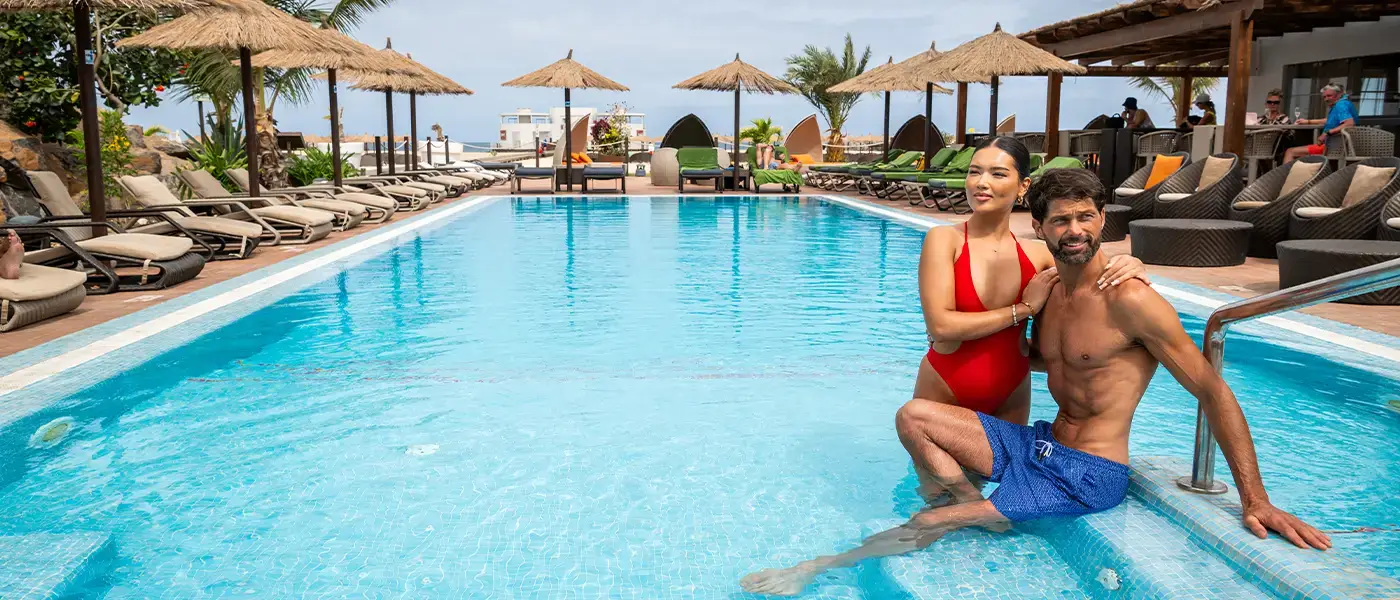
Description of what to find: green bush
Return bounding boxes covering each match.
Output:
[181,119,246,192]
[67,109,135,208]
[286,146,358,187]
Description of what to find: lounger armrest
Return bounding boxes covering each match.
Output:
[9,225,122,292]
[19,219,126,235]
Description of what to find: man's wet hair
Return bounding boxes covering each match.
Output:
[1027,169,1107,222]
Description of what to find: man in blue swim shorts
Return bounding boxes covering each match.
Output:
[742,168,1330,597]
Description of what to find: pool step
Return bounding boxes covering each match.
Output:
[0,532,112,599]
[1131,456,1400,600]
[1030,495,1276,599]
[876,520,1090,599]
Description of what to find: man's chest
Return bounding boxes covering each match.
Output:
[1037,294,1135,368]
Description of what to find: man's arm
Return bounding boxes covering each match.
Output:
[1110,283,1331,550]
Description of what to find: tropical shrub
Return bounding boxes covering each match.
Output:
[182,119,246,192]
[286,147,358,187]
[67,109,135,208]
[740,118,782,146]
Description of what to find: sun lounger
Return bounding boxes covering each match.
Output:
[514,167,556,193]
[0,263,88,331]
[120,175,332,246]
[15,218,205,294]
[182,170,365,231]
[678,147,724,193]
[745,146,803,193]
[582,166,626,193]
[223,169,398,222]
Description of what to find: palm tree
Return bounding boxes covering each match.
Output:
[784,34,871,161]
[738,117,782,146]
[1129,76,1219,124]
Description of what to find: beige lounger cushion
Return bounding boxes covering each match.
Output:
[1387,217,1400,229]
[80,233,194,261]
[336,192,396,211]
[297,198,368,216]
[1295,206,1341,218]
[1279,161,1323,197]
[1114,187,1144,197]
[1197,157,1234,191]
[121,175,183,206]
[1232,200,1270,210]
[380,185,427,197]
[0,264,88,301]
[252,205,335,226]
[405,181,447,193]
[1159,193,1191,201]
[424,176,466,186]
[1342,165,1396,208]
[132,216,264,238]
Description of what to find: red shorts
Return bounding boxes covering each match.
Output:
[1307,144,1326,155]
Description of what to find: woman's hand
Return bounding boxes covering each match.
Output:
[1099,255,1151,289]
[1022,268,1059,314]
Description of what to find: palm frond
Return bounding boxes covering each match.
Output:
[324,0,395,31]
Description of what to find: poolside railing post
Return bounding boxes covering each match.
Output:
[1178,318,1229,494]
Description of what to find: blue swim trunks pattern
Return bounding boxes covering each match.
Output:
[977,413,1131,522]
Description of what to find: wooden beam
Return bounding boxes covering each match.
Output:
[1112,54,1159,66]
[1040,0,1263,59]
[1223,10,1254,156]
[1046,73,1062,160]
[1146,49,1227,66]
[1080,65,1229,77]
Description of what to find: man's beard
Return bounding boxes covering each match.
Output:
[1050,233,1101,265]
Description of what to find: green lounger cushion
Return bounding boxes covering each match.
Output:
[753,169,804,188]
[678,147,722,173]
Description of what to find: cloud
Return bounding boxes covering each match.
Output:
[128,0,1216,144]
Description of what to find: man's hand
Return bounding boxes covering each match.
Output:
[1242,502,1331,550]
[1317,133,1329,146]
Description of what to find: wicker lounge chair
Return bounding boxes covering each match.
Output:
[0,262,89,332]
[1134,131,1178,169]
[184,170,366,231]
[16,218,205,294]
[1381,193,1400,242]
[224,168,398,222]
[120,175,332,246]
[1111,152,1191,220]
[1154,153,1244,220]
[678,147,724,192]
[27,171,223,260]
[1242,128,1286,183]
[1016,133,1046,153]
[1289,157,1400,241]
[1228,156,1330,257]
[1338,127,1397,167]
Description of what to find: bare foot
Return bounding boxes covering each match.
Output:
[0,230,22,280]
[740,562,820,596]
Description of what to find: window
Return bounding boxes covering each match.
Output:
[1284,52,1400,118]
[503,116,518,124]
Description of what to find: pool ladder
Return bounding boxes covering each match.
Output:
[1179,256,1400,494]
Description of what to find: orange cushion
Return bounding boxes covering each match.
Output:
[790,153,816,165]
[1144,155,1184,189]
[569,152,592,164]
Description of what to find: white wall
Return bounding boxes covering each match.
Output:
[1249,16,1400,108]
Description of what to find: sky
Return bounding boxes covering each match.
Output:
[128,0,1219,144]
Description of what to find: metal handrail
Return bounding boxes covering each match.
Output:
[1178,256,1400,494]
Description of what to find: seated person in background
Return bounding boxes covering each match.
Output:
[1,229,21,279]
[1283,83,1358,163]
[1120,97,1155,129]
[1194,94,1218,127]
[757,133,781,169]
[1177,115,1202,133]
[1259,89,1291,125]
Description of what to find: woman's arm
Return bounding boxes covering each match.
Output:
[919,227,1032,343]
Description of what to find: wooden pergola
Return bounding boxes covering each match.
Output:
[1020,0,1400,158]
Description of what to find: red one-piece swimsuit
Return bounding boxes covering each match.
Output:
[925,224,1038,414]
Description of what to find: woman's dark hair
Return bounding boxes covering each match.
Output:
[972,135,1031,179]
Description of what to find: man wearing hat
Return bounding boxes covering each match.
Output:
[1120,97,1154,129]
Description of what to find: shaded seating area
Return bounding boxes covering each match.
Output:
[811,114,934,191]
[1289,158,1400,241]
[1112,152,1190,220]
[1153,153,1243,220]
[650,114,716,188]
[1228,156,1330,257]
[1277,240,1400,304]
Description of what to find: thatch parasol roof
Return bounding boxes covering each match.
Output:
[827,56,942,94]
[842,42,965,92]
[117,0,359,53]
[501,49,628,91]
[673,54,798,94]
[248,28,406,73]
[339,46,472,94]
[0,0,211,10]
[925,23,1087,79]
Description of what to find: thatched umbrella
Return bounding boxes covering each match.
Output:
[502,49,627,191]
[119,0,365,197]
[249,30,408,187]
[343,42,471,174]
[924,23,1086,136]
[833,43,956,170]
[0,0,213,230]
[674,54,797,188]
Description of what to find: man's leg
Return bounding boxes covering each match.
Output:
[1282,145,1307,164]
[741,500,1007,596]
[895,398,995,505]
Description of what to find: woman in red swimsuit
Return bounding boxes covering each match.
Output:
[896,136,1147,503]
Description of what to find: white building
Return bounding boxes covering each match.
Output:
[497,107,646,150]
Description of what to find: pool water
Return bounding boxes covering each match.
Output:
[0,197,1396,598]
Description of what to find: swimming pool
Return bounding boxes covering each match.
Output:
[0,196,1396,598]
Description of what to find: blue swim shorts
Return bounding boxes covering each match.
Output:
[977,413,1130,522]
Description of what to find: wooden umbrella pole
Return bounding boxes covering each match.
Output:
[923,82,933,172]
[197,100,207,145]
[882,89,890,158]
[733,86,741,191]
[989,75,1000,137]
[564,87,572,191]
[955,82,968,145]
[385,89,396,175]
[74,4,105,234]
[410,91,419,169]
[240,47,260,198]
[328,68,343,188]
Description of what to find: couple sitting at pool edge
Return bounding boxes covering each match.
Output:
[741,137,1329,597]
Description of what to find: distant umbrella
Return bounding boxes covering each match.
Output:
[503,50,628,191]
[0,0,217,231]
[674,54,798,188]
[342,44,472,172]
[833,43,958,170]
[119,0,366,197]
[925,23,1087,136]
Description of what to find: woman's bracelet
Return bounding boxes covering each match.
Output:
[1011,303,1018,327]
